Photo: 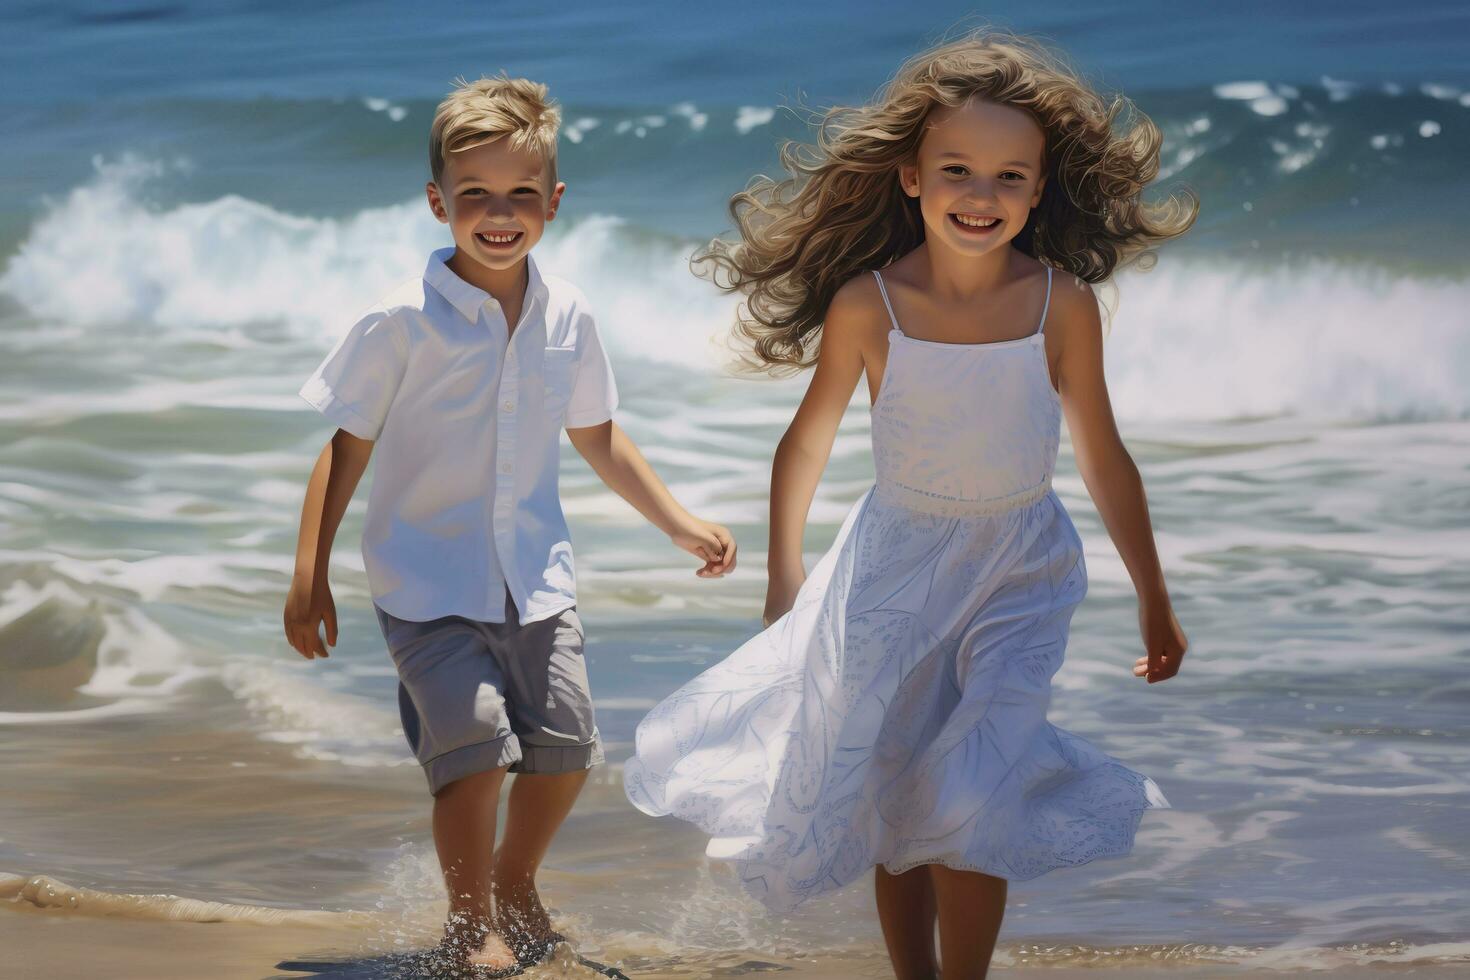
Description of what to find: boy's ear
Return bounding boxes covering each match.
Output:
[425,181,449,223]
[898,163,920,199]
[546,181,567,221]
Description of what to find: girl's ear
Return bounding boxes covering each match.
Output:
[1031,174,1046,208]
[898,163,921,199]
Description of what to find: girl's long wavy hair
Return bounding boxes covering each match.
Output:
[697,29,1199,373]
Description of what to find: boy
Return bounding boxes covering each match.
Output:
[282,75,736,971]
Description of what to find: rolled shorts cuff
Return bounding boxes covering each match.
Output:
[423,733,521,795]
[511,735,604,775]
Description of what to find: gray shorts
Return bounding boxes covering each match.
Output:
[374,589,603,795]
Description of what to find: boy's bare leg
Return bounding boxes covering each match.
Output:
[930,865,1007,980]
[432,766,516,970]
[875,864,939,980]
[492,769,590,951]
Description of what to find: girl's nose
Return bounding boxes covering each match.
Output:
[965,179,1000,202]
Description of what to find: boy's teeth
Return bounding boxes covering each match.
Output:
[479,232,519,243]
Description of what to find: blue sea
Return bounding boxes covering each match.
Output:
[1,2,1468,976]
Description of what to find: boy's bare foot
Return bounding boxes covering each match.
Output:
[492,871,563,962]
[466,930,519,972]
[437,916,518,973]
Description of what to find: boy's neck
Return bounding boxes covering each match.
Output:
[446,248,530,314]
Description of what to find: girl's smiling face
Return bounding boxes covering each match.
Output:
[900,98,1048,258]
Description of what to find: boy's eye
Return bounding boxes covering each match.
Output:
[513,187,538,195]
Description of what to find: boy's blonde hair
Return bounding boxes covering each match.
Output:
[429,74,561,186]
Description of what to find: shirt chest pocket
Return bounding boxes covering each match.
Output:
[541,345,578,424]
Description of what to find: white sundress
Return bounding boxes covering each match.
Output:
[624,266,1168,912]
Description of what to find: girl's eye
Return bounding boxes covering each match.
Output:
[942,165,969,176]
[1001,172,1025,181]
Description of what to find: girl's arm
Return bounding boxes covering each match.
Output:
[1054,279,1188,684]
[763,283,871,625]
[567,420,737,578]
[284,429,374,659]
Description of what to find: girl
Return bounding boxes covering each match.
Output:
[626,30,1196,979]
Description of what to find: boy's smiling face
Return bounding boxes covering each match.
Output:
[899,98,1047,258]
[426,137,565,276]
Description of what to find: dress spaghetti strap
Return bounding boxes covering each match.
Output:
[1036,266,1054,336]
[872,271,904,335]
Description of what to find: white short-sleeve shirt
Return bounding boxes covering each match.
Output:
[300,248,618,624]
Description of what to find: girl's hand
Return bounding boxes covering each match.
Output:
[1133,596,1187,683]
[762,569,805,628]
[671,520,737,578]
[284,572,338,660]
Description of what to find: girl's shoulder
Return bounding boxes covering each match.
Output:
[1040,267,1103,348]
[826,271,892,330]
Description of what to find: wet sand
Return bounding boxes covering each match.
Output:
[9,635,1470,980]
[5,680,1469,979]
[7,905,1470,980]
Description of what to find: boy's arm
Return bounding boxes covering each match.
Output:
[565,420,736,578]
[284,429,375,659]
[1054,277,1187,684]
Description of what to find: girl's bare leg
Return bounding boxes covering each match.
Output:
[930,865,1008,980]
[431,766,516,970]
[875,864,939,980]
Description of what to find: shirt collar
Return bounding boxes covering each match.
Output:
[423,247,548,325]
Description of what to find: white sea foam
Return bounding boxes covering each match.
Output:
[362,96,407,122]
[563,116,600,143]
[0,574,213,723]
[2,157,1468,422]
[670,101,709,132]
[1213,80,1294,116]
[734,105,775,134]
[222,659,408,768]
[1320,75,1358,102]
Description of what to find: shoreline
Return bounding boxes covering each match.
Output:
[5,898,1470,979]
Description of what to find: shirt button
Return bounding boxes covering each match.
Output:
[499,461,512,474]
[502,400,515,412]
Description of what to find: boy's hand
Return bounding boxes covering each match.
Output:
[1133,596,1187,684]
[284,572,338,660]
[671,520,737,578]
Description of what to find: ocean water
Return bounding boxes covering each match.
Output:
[1,1,1468,975]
